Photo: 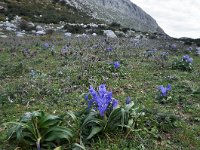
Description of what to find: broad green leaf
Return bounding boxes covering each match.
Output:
[87,126,102,139]
[54,146,62,150]
[44,126,73,141]
[108,108,122,126]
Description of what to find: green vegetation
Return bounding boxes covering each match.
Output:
[0,34,200,149]
[2,0,100,24]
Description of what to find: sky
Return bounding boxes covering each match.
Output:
[130,0,200,39]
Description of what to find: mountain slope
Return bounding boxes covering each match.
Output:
[63,0,165,34]
[1,0,165,34]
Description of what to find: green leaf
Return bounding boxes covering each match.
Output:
[87,126,102,140]
[54,146,62,150]
[108,108,122,126]
[73,143,86,150]
[44,126,73,142]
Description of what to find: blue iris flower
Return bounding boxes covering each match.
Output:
[125,96,131,105]
[113,61,120,69]
[187,47,193,51]
[159,84,172,97]
[182,55,193,63]
[85,84,118,116]
[106,46,113,51]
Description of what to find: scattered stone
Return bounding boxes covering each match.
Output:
[92,33,97,36]
[6,27,16,31]
[3,21,17,29]
[32,30,36,33]
[103,30,117,38]
[0,35,7,38]
[36,30,46,35]
[64,32,72,37]
[196,47,200,56]
[135,34,144,39]
[75,33,88,38]
[16,32,25,37]
[36,25,43,31]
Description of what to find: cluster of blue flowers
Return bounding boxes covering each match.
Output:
[159,84,172,97]
[113,61,120,69]
[182,55,193,63]
[85,84,118,116]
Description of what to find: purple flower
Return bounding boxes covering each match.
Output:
[187,47,193,51]
[44,43,49,48]
[159,84,171,97]
[112,99,118,108]
[171,44,177,49]
[85,84,118,116]
[106,46,113,51]
[182,55,193,63]
[125,96,131,105]
[113,61,120,69]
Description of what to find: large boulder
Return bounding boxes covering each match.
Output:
[103,30,117,38]
[196,47,200,56]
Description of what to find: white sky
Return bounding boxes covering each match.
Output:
[130,0,200,39]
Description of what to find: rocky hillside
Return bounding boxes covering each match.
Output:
[0,0,100,24]
[63,0,165,34]
[0,0,165,34]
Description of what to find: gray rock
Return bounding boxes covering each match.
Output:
[36,30,46,35]
[64,0,165,34]
[64,32,72,37]
[103,30,117,38]
[0,35,7,38]
[16,32,25,37]
[6,27,16,31]
[196,47,200,55]
[75,33,88,38]
[3,21,17,29]
[135,34,144,39]
[36,25,43,31]
[92,33,97,36]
